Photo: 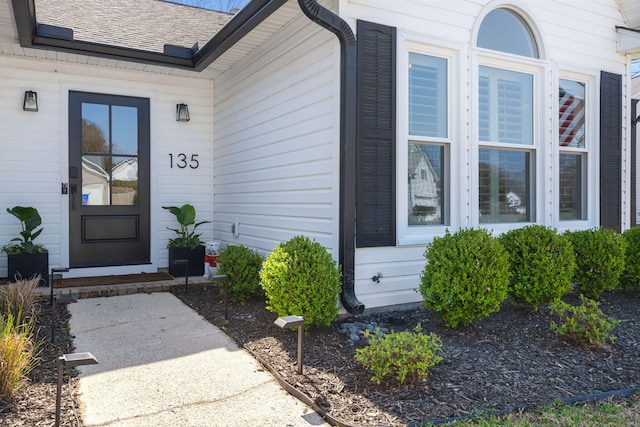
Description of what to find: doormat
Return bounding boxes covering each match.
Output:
[55,272,174,288]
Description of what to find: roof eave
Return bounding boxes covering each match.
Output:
[11,0,287,71]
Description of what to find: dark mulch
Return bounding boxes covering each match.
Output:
[2,287,638,426]
[175,285,640,426]
[0,300,77,426]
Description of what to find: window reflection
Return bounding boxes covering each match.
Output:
[80,102,139,206]
[408,144,444,225]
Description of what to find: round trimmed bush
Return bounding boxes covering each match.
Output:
[621,227,640,291]
[217,245,264,304]
[419,228,510,328]
[565,228,626,299]
[260,235,341,327]
[500,225,575,309]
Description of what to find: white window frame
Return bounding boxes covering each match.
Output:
[397,35,461,245]
[554,70,597,229]
[470,53,546,233]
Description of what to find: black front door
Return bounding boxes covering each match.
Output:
[68,92,150,268]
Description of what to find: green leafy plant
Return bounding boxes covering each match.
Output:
[419,228,511,328]
[0,311,39,399]
[550,295,620,347]
[217,245,264,304]
[0,277,39,325]
[260,235,341,327]
[621,227,640,291]
[355,324,443,385]
[162,204,210,249]
[565,228,626,299]
[500,225,575,309]
[1,206,46,254]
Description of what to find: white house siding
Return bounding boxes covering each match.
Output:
[0,55,214,279]
[213,11,340,256]
[340,0,630,310]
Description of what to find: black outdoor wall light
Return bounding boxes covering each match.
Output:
[23,90,38,111]
[176,103,190,121]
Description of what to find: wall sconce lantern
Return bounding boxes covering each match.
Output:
[176,103,190,121]
[23,90,38,111]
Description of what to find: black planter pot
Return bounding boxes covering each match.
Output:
[168,245,205,277]
[7,251,49,287]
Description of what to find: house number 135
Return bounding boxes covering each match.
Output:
[169,153,199,169]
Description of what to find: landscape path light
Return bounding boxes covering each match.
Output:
[56,352,98,427]
[274,315,304,374]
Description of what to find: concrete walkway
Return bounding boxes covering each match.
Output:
[68,292,329,427]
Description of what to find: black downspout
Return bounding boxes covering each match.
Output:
[297,0,364,315]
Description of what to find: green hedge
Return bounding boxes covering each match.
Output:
[260,235,341,327]
[419,228,510,328]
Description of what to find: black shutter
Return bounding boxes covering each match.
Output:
[356,20,396,247]
[599,71,622,232]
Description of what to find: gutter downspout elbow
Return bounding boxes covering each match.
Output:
[297,0,364,315]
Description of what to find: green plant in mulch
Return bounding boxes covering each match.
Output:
[217,245,264,304]
[549,295,620,348]
[419,228,511,328]
[621,227,640,291]
[0,311,40,400]
[260,235,341,327]
[0,277,39,324]
[565,228,626,299]
[500,225,575,310]
[355,324,443,385]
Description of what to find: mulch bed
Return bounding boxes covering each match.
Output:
[0,300,77,426]
[175,285,640,426]
[1,287,637,426]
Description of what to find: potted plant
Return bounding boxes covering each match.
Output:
[162,204,210,277]
[2,206,49,287]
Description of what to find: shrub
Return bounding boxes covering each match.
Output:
[0,312,39,399]
[621,227,640,291]
[0,277,39,324]
[549,295,620,347]
[355,324,443,385]
[260,235,341,327]
[419,228,510,328]
[565,228,626,299]
[500,225,575,309]
[217,245,264,304]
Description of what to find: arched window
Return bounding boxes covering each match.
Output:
[475,8,539,224]
[477,8,538,58]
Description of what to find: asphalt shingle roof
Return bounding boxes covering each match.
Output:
[34,0,233,53]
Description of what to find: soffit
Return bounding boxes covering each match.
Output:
[618,0,640,30]
[1,0,300,78]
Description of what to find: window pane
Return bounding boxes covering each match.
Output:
[477,8,538,58]
[112,106,139,155]
[479,66,533,145]
[408,144,444,225]
[479,148,530,223]
[81,103,109,154]
[559,153,585,220]
[559,79,585,148]
[82,155,110,206]
[409,53,447,137]
[111,157,138,206]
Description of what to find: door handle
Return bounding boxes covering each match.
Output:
[70,184,77,210]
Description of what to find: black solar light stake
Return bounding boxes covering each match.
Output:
[274,315,304,374]
[56,352,98,427]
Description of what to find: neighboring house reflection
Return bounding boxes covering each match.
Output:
[408,144,440,224]
[82,157,138,205]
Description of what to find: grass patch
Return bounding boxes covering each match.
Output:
[444,394,640,426]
